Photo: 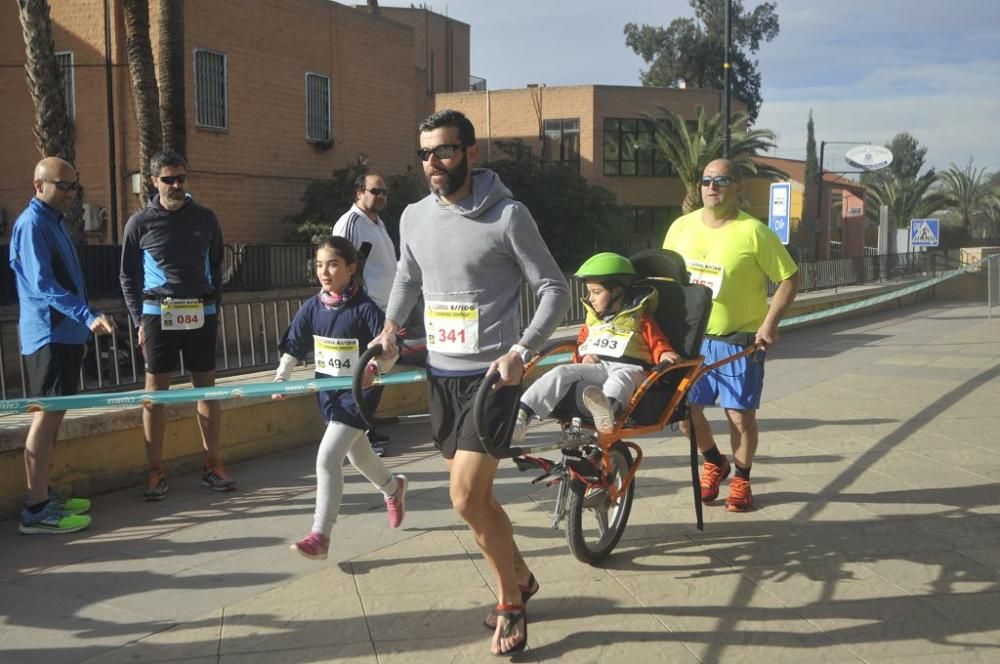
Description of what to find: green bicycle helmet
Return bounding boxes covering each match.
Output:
[575,252,636,287]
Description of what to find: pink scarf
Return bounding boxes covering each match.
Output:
[319,281,359,309]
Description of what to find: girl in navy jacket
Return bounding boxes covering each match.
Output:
[273,237,406,560]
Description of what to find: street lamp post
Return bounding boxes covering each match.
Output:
[723,0,732,158]
[813,139,871,258]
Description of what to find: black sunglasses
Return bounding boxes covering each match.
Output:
[157,174,187,185]
[366,187,389,197]
[45,179,80,192]
[416,144,464,162]
[700,175,734,188]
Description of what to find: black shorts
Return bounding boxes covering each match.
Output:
[428,371,521,460]
[141,313,218,374]
[24,343,84,397]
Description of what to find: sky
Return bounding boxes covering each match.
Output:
[408,0,1000,173]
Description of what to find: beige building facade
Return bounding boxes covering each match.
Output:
[437,85,744,250]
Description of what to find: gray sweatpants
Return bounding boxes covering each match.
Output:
[520,361,646,419]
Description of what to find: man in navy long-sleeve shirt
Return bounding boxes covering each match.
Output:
[11,157,114,535]
[119,151,233,501]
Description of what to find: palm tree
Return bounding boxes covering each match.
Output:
[938,161,999,238]
[157,0,186,155]
[865,170,944,230]
[17,0,84,237]
[122,0,162,204]
[646,105,784,214]
[17,0,75,161]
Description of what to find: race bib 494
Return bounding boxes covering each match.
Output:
[313,336,359,377]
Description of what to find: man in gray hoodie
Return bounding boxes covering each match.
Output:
[372,110,569,656]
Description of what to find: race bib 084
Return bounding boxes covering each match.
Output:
[161,298,204,330]
[424,301,480,354]
[313,336,359,377]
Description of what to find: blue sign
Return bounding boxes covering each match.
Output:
[910,218,940,247]
[768,182,791,244]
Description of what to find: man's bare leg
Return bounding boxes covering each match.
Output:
[724,408,758,468]
[190,369,221,459]
[447,450,526,654]
[142,372,172,469]
[24,411,67,505]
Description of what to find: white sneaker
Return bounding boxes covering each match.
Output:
[582,385,615,433]
[511,412,528,444]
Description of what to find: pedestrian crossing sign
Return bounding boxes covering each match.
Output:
[910,219,939,247]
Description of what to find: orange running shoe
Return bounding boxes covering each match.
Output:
[700,457,731,503]
[726,476,754,512]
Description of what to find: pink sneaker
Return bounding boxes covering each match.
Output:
[385,475,407,528]
[290,532,329,560]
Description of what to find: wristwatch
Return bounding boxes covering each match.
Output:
[509,344,534,363]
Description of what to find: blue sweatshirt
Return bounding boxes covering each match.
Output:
[119,194,223,327]
[279,290,384,429]
[10,198,98,354]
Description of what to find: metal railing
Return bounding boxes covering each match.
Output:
[0,244,957,401]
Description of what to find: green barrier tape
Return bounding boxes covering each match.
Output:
[0,351,575,415]
[0,258,983,416]
[779,260,982,328]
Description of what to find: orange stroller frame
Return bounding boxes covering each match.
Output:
[355,249,757,564]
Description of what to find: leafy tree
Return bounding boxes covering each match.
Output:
[938,160,1000,238]
[862,133,943,232]
[646,105,783,213]
[801,110,818,249]
[624,0,779,122]
[487,141,623,269]
[283,163,369,243]
[861,132,928,189]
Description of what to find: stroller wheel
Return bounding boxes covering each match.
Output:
[565,441,634,564]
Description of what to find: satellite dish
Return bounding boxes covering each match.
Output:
[845,145,894,171]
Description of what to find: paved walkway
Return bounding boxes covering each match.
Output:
[1,300,999,663]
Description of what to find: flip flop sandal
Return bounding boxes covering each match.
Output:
[483,573,539,630]
[491,603,527,656]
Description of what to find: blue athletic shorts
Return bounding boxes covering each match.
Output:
[688,337,766,410]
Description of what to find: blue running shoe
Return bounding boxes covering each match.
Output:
[19,501,91,535]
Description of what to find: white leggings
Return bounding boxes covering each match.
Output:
[313,421,396,538]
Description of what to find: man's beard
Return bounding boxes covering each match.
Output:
[428,153,468,197]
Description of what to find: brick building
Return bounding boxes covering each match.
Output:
[0,0,468,246]
[436,85,745,251]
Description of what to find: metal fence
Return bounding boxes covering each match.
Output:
[0,241,960,401]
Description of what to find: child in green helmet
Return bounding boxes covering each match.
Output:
[513,252,680,440]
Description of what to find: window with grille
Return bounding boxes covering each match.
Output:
[305,72,331,143]
[542,118,580,171]
[55,51,75,120]
[194,49,227,130]
[603,118,673,177]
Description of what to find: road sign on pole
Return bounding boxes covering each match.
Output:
[910,219,940,248]
[769,182,791,244]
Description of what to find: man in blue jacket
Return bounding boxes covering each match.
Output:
[11,157,115,534]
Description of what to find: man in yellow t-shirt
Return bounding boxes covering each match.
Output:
[663,159,800,512]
